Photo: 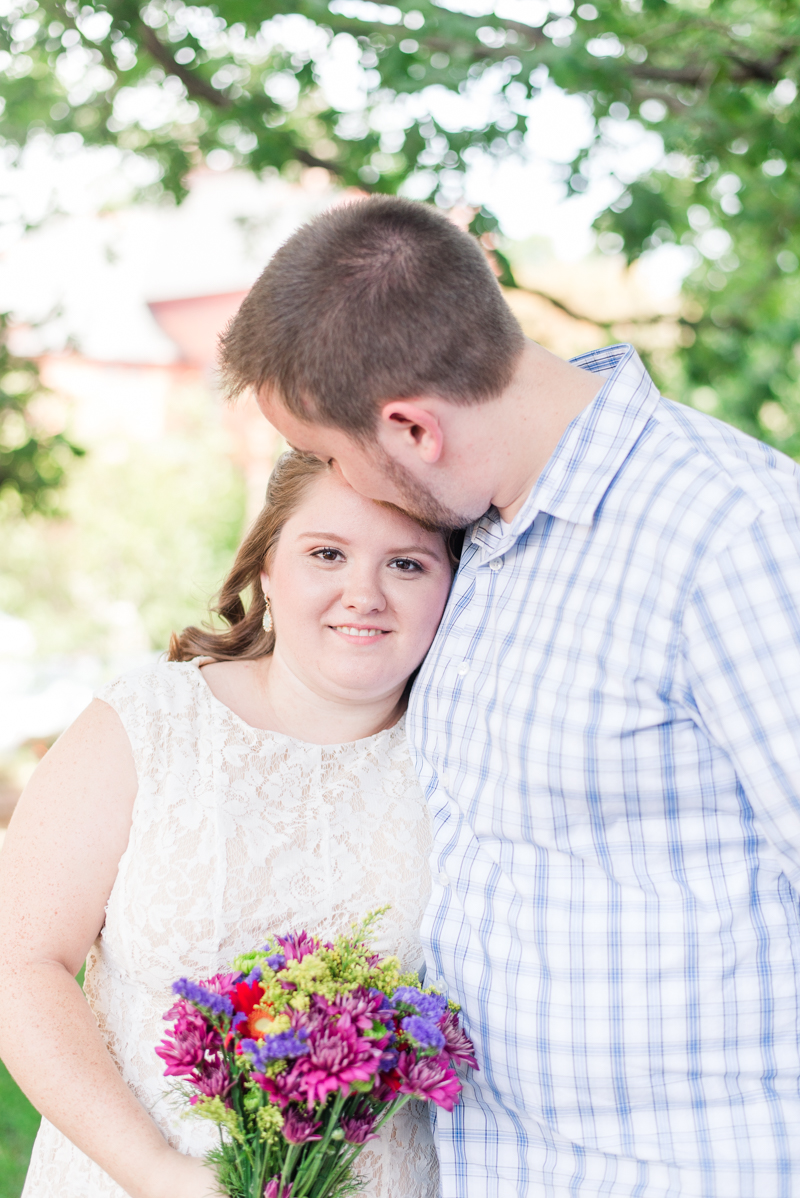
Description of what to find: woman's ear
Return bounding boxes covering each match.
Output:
[259,569,270,596]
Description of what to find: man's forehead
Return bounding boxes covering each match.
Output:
[256,387,356,457]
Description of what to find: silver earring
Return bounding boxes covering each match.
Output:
[262,596,273,634]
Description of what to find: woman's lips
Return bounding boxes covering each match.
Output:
[329,625,390,640]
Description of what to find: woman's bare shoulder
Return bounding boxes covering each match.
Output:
[0,698,138,975]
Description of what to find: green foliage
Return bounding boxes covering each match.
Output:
[1,0,799,439]
[0,406,246,657]
[0,1058,40,1198]
[0,315,83,514]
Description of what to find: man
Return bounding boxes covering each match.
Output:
[220,197,800,1196]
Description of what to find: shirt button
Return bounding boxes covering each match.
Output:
[489,556,504,571]
[456,661,470,676]
[438,872,450,887]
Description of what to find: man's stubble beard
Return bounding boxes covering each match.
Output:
[372,443,483,533]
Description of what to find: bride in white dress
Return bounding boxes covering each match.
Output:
[0,452,456,1198]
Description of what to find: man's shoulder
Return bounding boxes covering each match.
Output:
[591,395,800,571]
[646,396,800,513]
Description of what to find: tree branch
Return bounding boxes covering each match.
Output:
[629,45,795,87]
[139,26,233,108]
[293,147,345,175]
[138,27,345,176]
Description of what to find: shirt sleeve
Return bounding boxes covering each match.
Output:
[682,502,800,879]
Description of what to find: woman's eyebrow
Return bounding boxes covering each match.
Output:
[297,531,352,543]
[297,532,442,558]
[388,545,444,558]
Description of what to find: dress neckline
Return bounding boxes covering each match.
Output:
[185,658,406,750]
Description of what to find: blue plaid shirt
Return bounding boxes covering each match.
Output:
[407,344,800,1197]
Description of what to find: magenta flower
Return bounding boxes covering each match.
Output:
[313,988,391,1034]
[254,1058,310,1107]
[395,1051,462,1112]
[299,1013,384,1106]
[264,1178,292,1198]
[341,1101,379,1145]
[440,1010,478,1069]
[192,1054,233,1101]
[156,1005,220,1077]
[281,1108,321,1144]
[204,971,242,996]
[274,930,321,963]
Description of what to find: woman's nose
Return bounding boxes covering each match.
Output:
[340,568,386,613]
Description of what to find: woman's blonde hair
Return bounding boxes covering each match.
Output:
[168,450,461,664]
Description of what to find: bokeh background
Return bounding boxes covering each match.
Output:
[1,0,798,1191]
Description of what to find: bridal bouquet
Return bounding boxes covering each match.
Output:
[156,912,477,1198]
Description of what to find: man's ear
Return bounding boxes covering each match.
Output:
[379,401,444,464]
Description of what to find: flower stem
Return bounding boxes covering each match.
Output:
[292,1092,348,1198]
[316,1095,414,1198]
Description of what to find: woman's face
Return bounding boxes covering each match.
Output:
[261,472,453,704]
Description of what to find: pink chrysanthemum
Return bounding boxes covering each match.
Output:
[156,1005,220,1078]
[264,1177,292,1198]
[440,1009,478,1069]
[281,1108,321,1144]
[395,1050,462,1112]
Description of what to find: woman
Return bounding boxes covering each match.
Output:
[0,451,456,1198]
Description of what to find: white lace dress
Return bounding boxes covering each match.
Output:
[23,659,438,1198]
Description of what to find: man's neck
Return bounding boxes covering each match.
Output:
[488,341,602,524]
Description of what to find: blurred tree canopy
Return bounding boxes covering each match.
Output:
[1,0,800,460]
[0,315,83,513]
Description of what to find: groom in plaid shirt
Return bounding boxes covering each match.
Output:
[225,196,800,1197]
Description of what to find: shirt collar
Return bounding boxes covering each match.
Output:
[470,343,661,561]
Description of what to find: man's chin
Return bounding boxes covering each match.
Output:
[375,494,477,533]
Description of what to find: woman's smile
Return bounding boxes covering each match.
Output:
[329,623,391,640]
[259,471,453,708]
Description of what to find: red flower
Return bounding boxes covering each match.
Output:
[231,978,265,1017]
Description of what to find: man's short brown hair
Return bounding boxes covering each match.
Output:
[218,195,525,435]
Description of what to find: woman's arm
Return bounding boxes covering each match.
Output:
[0,699,218,1198]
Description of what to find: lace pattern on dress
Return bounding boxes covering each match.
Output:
[22,660,438,1198]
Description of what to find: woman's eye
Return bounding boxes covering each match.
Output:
[312,547,344,563]
[389,557,423,573]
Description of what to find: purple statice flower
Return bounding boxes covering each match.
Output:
[401,1015,446,1052]
[439,1009,478,1069]
[172,978,234,1018]
[266,954,286,970]
[264,1178,293,1198]
[368,989,395,1015]
[395,1050,462,1112]
[281,1108,322,1144]
[156,1005,220,1077]
[274,930,320,963]
[245,966,263,984]
[392,987,448,1023]
[240,1031,310,1068]
[379,1047,399,1072]
[341,1102,379,1145]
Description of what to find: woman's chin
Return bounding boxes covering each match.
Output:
[316,656,408,702]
